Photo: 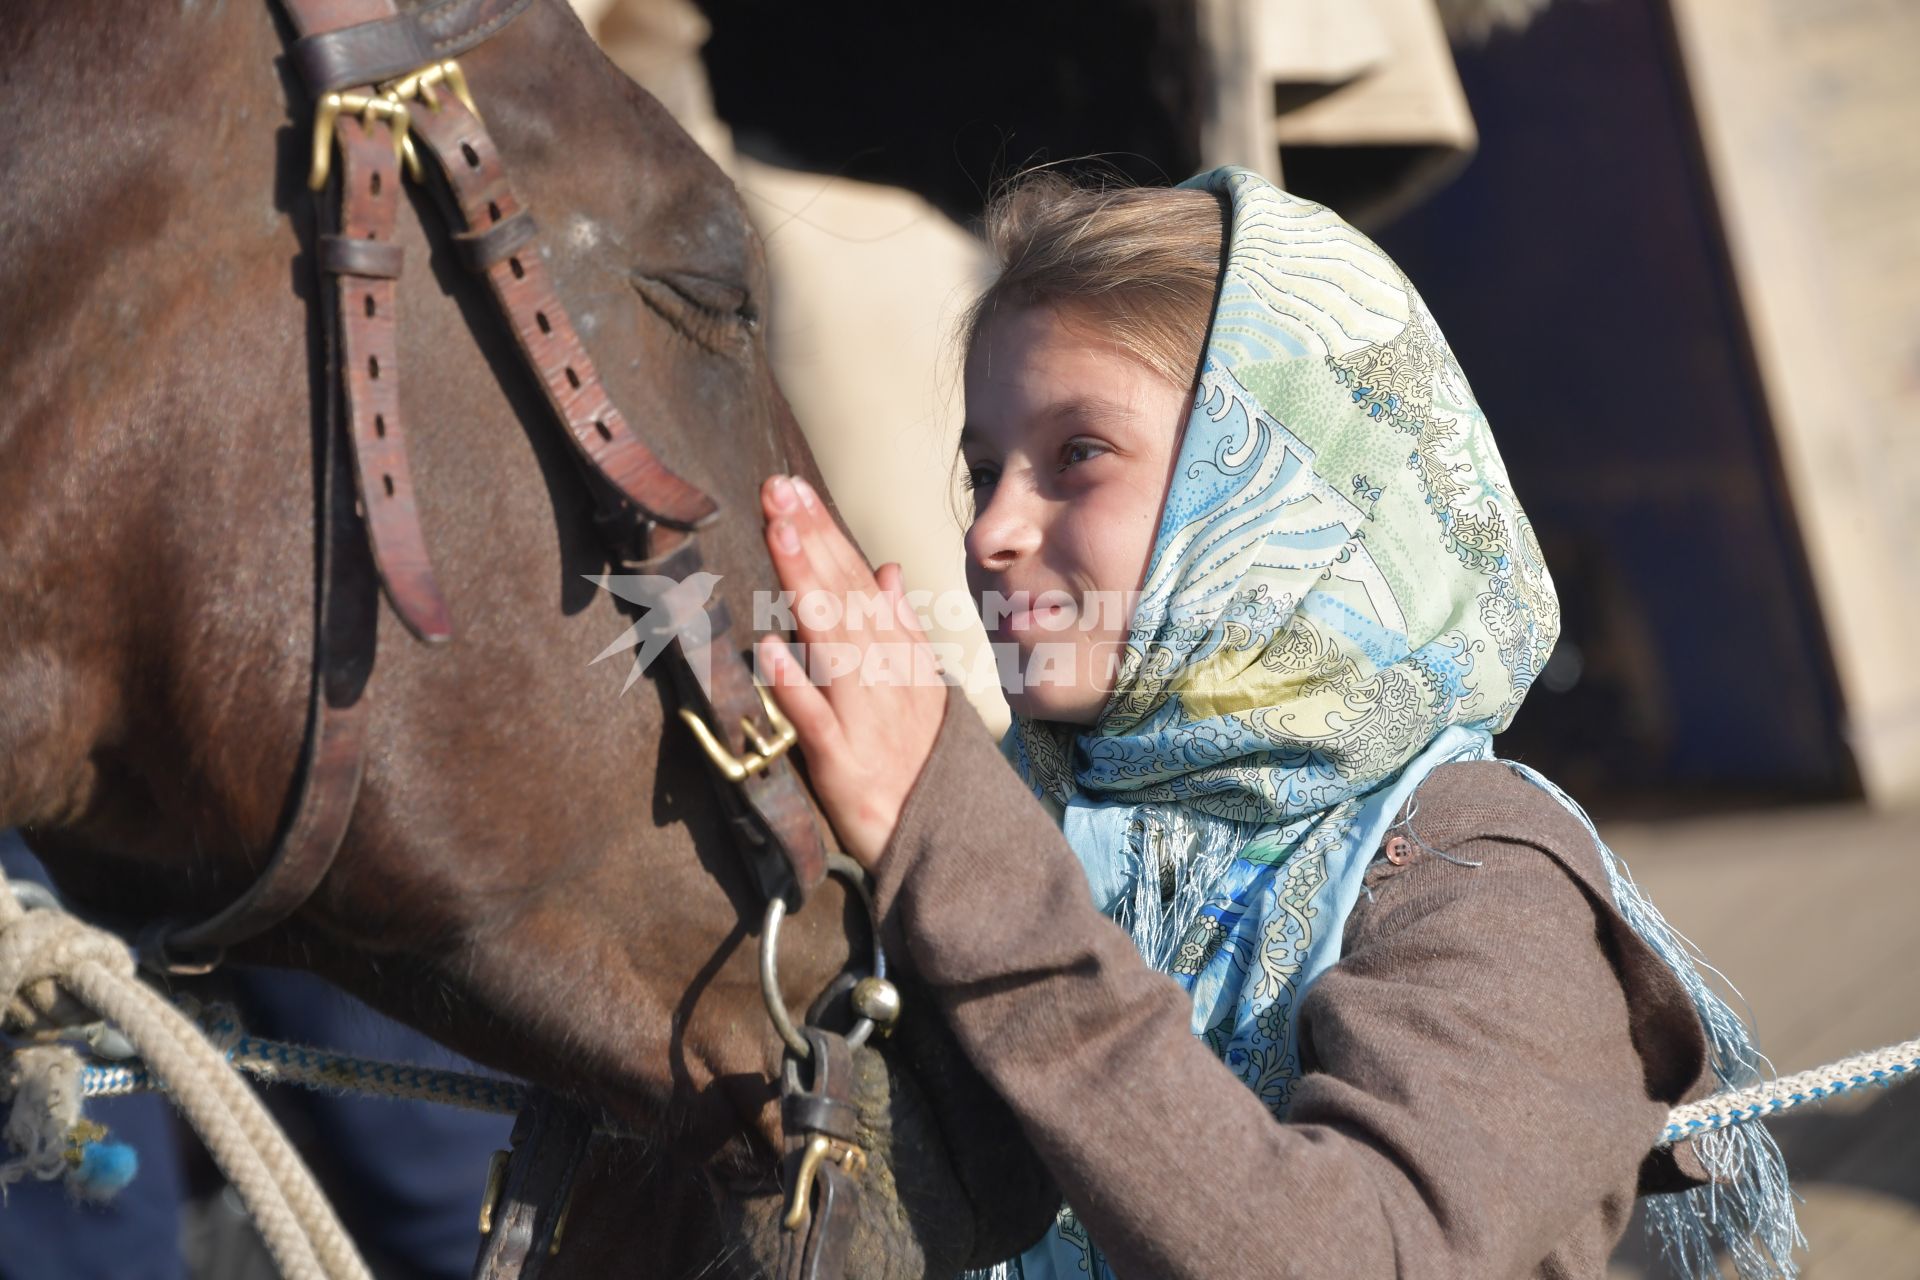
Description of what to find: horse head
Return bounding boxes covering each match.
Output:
[0,0,1054,1273]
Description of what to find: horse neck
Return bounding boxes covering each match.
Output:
[0,0,297,836]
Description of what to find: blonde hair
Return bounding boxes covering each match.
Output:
[963,173,1228,392]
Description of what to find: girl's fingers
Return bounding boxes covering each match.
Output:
[789,477,877,601]
[786,477,925,651]
[760,474,804,533]
[763,474,834,571]
[765,476,892,650]
[874,562,930,642]
[761,478,827,600]
[763,505,841,647]
[757,631,807,688]
[757,634,844,753]
[764,479,929,696]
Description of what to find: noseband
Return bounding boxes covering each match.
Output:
[144,2,894,1274]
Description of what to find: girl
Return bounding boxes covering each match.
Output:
[752,168,1795,1279]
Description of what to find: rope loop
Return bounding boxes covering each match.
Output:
[0,864,373,1280]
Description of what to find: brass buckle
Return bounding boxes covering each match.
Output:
[678,684,796,783]
[547,1182,575,1258]
[306,59,480,191]
[476,1148,509,1236]
[382,59,478,116]
[782,1133,869,1231]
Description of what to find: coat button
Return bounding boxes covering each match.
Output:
[1383,835,1411,866]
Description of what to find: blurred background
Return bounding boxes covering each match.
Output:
[564,0,1919,1273]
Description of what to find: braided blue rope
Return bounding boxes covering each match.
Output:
[79,1032,524,1116]
[1660,1038,1920,1145]
[76,1016,1917,1146]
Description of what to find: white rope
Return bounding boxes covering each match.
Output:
[0,871,372,1280]
[1,1044,87,1190]
[1660,1035,1920,1146]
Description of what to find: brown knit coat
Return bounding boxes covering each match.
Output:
[874,686,1714,1279]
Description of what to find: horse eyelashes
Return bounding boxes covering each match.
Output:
[629,273,758,353]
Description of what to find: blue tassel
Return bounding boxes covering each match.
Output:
[68,1138,138,1202]
[1504,761,1803,1278]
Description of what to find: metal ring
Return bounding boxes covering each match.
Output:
[760,853,886,1060]
[134,922,227,977]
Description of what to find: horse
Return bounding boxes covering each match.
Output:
[0,0,1054,1274]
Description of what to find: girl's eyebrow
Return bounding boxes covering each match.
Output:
[1043,395,1131,428]
[959,396,1130,452]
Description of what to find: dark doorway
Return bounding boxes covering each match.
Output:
[1367,0,1854,808]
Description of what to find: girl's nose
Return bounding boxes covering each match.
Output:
[965,483,1043,573]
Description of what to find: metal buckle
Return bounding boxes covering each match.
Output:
[382,60,478,116]
[782,1133,868,1231]
[473,1142,577,1256]
[306,59,480,191]
[547,1183,575,1258]
[476,1148,509,1236]
[678,683,797,783]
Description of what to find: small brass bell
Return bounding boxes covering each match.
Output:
[850,976,902,1030]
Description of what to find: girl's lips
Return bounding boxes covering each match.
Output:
[993,600,1076,638]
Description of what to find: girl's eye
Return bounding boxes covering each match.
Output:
[963,463,998,492]
[1060,439,1108,469]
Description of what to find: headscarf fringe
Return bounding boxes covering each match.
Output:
[959,809,1256,1280]
[1108,806,1257,973]
[1502,762,1803,1278]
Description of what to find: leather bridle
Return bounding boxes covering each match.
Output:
[139,3,887,1275]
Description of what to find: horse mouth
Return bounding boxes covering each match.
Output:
[716,1039,979,1280]
[544,1029,1055,1279]
[546,1041,972,1280]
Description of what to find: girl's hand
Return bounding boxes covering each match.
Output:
[757,475,947,870]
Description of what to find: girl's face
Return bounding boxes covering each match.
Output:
[961,304,1188,724]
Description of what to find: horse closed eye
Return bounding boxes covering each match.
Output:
[630,271,759,350]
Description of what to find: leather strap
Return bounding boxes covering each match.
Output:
[777,1029,861,1280]
[320,232,403,278]
[292,12,431,95]
[292,0,535,95]
[782,1090,857,1142]
[330,116,453,643]
[471,1090,593,1280]
[281,0,393,42]
[673,613,829,898]
[453,207,537,273]
[634,534,828,902]
[793,1165,856,1280]
[145,188,381,966]
[406,97,721,532]
[149,0,462,969]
